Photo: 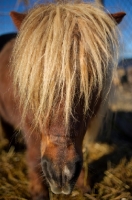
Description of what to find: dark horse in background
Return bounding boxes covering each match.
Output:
[0,2,125,200]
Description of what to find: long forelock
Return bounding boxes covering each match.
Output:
[12,2,119,129]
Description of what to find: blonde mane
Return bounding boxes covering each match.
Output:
[11,2,119,129]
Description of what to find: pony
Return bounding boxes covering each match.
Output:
[0,2,125,200]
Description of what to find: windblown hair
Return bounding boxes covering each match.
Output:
[11,2,119,129]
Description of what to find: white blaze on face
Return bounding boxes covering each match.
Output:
[64,165,71,177]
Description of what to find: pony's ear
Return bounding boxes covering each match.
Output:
[110,12,126,24]
[10,11,27,30]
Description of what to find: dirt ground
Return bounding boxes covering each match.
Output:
[1,68,132,200]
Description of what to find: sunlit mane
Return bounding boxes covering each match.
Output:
[11,2,119,129]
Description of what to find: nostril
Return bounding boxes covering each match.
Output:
[42,157,50,172]
[42,158,48,169]
[61,158,83,189]
[67,158,83,185]
[41,157,60,185]
[41,157,52,181]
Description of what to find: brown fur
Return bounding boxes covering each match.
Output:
[0,2,125,199]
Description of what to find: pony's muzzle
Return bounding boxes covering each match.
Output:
[41,156,83,194]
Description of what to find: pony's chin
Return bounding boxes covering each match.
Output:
[50,184,72,195]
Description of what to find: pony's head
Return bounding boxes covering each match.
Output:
[10,3,125,194]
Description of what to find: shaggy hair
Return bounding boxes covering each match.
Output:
[11,2,119,129]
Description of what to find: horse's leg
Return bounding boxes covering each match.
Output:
[23,125,49,200]
[76,102,108,193]
[76,167,91,193]
[84,101,108,145]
